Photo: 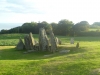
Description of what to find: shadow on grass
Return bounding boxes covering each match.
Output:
[0,46,88,60]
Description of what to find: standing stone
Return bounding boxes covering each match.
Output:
[49,29,57,53]
[70,38,74,44]
[58,39,62,45]
[55,37,62,45]
[55,37,59,45]
[39,28,49,51]
[29,32,35,50]
[24,35,31,50]
[76,42,79,48]
[34,40,38,45]
[16,37,24,50]
[45,35,50,51]
[24,33,35,50]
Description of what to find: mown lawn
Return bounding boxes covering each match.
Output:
[0,34,100,75]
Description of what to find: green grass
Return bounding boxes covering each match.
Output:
[0,34,100,75]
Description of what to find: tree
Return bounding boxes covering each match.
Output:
[37,21,51,34]
[73,21,89,34]
[92,22,100,26]
[73,21,89,35]
[21,22,37,33]
[57,19,74,36]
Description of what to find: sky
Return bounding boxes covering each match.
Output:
[0,0,100,30]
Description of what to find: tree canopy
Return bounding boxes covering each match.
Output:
[1,19,100,36]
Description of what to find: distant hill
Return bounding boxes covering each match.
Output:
[0,23,23,30]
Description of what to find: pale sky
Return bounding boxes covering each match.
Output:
[0,0,100,29]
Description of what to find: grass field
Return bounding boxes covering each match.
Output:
[0,34,100,75]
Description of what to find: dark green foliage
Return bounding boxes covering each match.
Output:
[2,20,100,36]
[56,19,74,36]
[73,21,89,33]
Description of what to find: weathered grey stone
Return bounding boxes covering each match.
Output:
[45,35,50,51]
[27,50,35,53]
[59,50,70,54]
[16,38,24,50]
[55,37,59,45]
[55,37,62,45]
[49,29,57,53]
[44,54,52,57]
[70,38,74,44]
[24,33,36,50]
[24,35,31,50]
[35,40,38,45]
[29,32,35,50]
[58,39,62,45]
[39,28,49,51]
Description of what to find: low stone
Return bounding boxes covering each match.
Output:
[59,50,70,54]
[16,38,24,50]
[23,51,28,54]
[44,55,51,57]
[27,50,35,53]
[70,38,74,44]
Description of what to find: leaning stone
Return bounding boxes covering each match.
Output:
[55,37,59,45]
[16,37,24,50]
[49,29,57,53]
[59,50,70,54]
[29,32,35,50]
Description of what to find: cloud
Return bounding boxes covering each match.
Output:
[0,0,45,14]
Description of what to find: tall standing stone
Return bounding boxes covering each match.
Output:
[49,29,57,53]
[39,28,49,51]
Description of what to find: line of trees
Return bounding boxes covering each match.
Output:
[0,19,100,36]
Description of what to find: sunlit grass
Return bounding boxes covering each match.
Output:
[0,34,100,75]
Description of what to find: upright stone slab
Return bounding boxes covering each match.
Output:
[29,32,35,50]
[39,28,44,51]
[39,28,49,51]
[45,35,50,51]
[55,37,59,45]
[24,35,31,50]
[70,38,74,44]
[55,37,62,45]
[16,37,24,50]
[58,39,62,45]
[49,29,57,53]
